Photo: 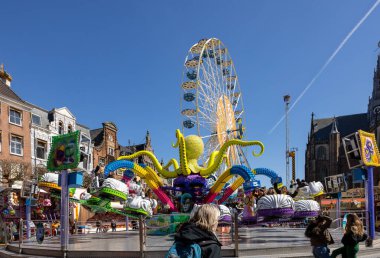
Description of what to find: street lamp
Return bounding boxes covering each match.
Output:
[283,95,291,186]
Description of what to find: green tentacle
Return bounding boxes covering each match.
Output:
[199,140,264,177]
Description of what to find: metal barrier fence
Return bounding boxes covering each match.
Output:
[322,209,368,230]
[2,210,373,257]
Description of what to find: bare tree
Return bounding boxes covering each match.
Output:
[0,159,31,186]
[35,165,48,179]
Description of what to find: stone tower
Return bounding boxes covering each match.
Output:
[329,117,340,177]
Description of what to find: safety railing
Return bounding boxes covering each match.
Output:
[2,213,314,257]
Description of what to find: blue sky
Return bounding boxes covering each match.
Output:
[1,1,380,186]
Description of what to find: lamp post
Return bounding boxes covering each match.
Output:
[284,95,291,186]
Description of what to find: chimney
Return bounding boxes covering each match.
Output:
[0,64,12,87]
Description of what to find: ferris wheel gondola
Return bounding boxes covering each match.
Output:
[180,38,250,175]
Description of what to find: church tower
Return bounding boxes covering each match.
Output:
[368,55,380,134]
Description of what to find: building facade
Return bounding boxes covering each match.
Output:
[0,69,32,189]
[91,122,119,170]
[30,105,93,174]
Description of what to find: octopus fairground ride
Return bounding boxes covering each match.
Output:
[104,129,264,217]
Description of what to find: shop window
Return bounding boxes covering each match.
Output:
[36,140,47,159]
[9,108,22,125]
[58,121,64,134]
[10,135,23,155]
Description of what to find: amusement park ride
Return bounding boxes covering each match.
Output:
[36,38,326,232]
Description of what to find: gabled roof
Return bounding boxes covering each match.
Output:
[51,107,76,119]
[0,79,24,103]
[120,143,146,155]
[313,113,369,141]
[90,128,104,146]
[76,123,90,136]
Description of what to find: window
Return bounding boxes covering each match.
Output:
[99,157,105,166]
[36,140,47,159]
[58,121,64,134]
[9,109,22,125]
[68,124,73,133]
[0,131,2,152]
[32,114,41,126]
[81,154,88,170]
[108,147,115,156]
[108,135,113,142]
[10,135,23,155]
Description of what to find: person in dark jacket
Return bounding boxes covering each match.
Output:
[274,182,299,198]
[174,204,222,258]
[305,215,334,258]
[331,213,367,258]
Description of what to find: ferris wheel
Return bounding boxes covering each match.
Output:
[180,38,250,173]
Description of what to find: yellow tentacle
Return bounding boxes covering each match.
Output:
[176,129,191,176]
[200,139,264,177]
[223,153,230,167]
[193,151,221,174]
[162,159,179,170]
[118,150,164,171]
[144,166,164,187]
[118,150,180,178]
[172,129,182,148]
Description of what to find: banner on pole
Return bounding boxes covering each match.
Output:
[358,130,380,167]
[47,131,80,171]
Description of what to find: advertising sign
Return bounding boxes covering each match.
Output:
[47,131,80,171]
[358,130,380,167]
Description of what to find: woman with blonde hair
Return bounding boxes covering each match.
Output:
[331,213,368,258]
[171,204,222,258]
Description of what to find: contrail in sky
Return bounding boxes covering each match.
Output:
[268,0,380,134]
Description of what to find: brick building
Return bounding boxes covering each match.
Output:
[90,122,119,169]
[304,113,369,186]
[0,66,32,188]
